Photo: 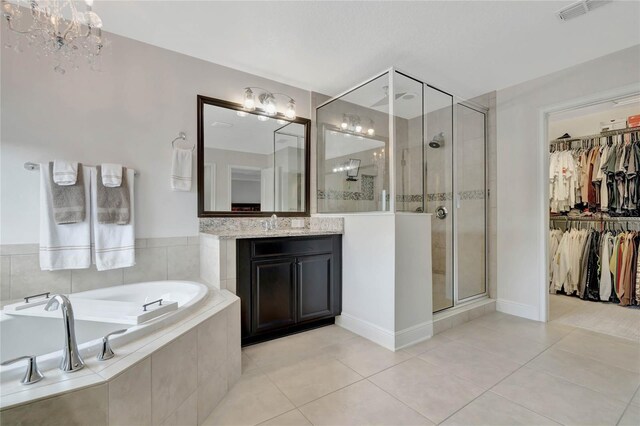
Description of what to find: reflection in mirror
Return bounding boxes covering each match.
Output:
[199,99,308,215]
[320,129,386,211]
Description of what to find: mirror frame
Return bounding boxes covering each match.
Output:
[197,95,311,217]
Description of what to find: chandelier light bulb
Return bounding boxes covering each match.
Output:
[355,124,362,133]
[367,128,375,136]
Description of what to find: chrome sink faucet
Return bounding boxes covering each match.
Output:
[263,214,278,231]
[44,295,85,372]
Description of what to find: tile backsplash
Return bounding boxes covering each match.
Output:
[0,236,200,303]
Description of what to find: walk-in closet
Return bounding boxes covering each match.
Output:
[548,96,640,340]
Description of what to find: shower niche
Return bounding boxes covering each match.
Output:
[316,69,488,324]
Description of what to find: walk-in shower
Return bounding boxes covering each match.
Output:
[316,69,488,312]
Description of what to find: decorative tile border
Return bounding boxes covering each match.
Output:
[459,190,486,200]
[424,190,485,202]
[316,188,485,203]
[317,175,375,201]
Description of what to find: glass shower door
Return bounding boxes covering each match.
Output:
[456,104,487,301]
[425,86,454,312]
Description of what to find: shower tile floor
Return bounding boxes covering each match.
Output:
[203,312,640,426]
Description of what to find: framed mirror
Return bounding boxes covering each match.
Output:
[197,96,311,217]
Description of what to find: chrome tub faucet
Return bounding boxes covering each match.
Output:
[44,294,85,372]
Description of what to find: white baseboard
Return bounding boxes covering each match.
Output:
[394,321,433,350]
[335,313,395,351]
[496,298,540,321]
[336,313,434,351]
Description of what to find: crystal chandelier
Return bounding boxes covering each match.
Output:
[2,0,106,73]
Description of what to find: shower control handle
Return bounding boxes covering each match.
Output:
[435,206,448,220]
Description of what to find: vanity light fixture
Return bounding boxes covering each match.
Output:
[242,87,296,119]
[2,0,106,74]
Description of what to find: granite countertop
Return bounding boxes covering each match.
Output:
[200,228,343,240]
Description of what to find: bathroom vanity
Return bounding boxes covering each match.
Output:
[199,218,344,346]
[237,234,342,345]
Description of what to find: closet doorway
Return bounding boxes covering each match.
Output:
[547,94,640,340]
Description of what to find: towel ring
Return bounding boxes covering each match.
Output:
[171,132,195,152]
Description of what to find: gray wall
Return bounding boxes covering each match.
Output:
[0,26,311,300]
[496,45,640,320]
[1,26,310,245]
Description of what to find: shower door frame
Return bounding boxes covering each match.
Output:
[452,101,489,306]
[394,67,489,310]
[315,67,490,311]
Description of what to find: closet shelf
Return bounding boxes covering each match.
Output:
[549,126,640,145]
[550,216,640,222]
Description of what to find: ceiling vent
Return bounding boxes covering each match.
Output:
[556,0,611,21]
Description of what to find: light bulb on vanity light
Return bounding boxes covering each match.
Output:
[243,88,256,110]
[285,100,296,119]
[355,124,362,133]
[341,115,348,130]
[263,95,277,115]
[367,128,375,136]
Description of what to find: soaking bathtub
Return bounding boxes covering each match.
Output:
[0,281,210,375]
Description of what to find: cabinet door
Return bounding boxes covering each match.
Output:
[296,254,333,322]
[251,258,296,333]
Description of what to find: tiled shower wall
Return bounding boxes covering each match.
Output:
[0,236,200,303]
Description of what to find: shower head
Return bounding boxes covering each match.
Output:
[429,132,444,149]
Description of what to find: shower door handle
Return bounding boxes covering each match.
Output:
[435,206,448,219]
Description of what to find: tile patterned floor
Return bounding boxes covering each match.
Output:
[204,312,640,426]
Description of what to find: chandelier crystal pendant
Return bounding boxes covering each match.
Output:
[2,0,106,74]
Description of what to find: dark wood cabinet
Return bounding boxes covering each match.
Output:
[238,235,342,345]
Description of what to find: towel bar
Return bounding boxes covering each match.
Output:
[24,162,139,176]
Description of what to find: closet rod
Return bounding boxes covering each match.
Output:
[550,216,640,222]
[549,126,640,145]
[24,162,139,176]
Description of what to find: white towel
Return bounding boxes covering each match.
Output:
[40,163,91,271]
[52,160,78,186]
[91,167,136,271]
[101,163,123,188]
[171,148,192,191]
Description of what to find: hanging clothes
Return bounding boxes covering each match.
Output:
[549,225,640,308]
